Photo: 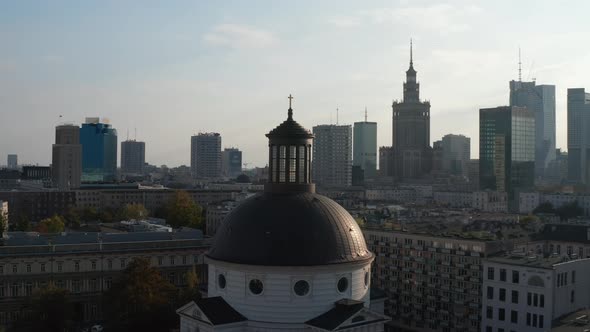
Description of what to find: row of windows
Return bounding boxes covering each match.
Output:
[557,271,576,287]
[0,255,197,275]
[486,287,519,303]
[487,267,519,283]
[486,307,519,324]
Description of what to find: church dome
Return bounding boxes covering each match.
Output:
[207,95,372,267]
[206,191,372,266]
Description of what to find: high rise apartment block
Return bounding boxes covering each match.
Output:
[312,124,352,187]
[121,140,145,175]
[190,133,222,179]
[221,148,242,179]
[441,134,471,177]
[363,227,506,332]
[6,155,17,170]
[52,124,82,189]
[567,88,590,185]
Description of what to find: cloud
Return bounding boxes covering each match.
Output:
[203,24,276,49]
[327,16,361,28]
[331,3,482,33]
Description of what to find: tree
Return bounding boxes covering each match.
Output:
[15,215,31,231]
[0,212,6,235]
[63,207,81,229]
[177,266,202,305]
[119,203,149,221]
[36,215,65,233]
[236,174,251,183]
[533,201,555,215]
[165,190,203,229]
[556,201,584,221]
[28,284,73,332]
[104,257,177,331]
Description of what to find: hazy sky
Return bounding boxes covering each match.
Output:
[1,0,590,167]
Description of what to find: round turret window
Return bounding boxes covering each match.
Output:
[294,280,310,296]
[249,279,263,295]
[337,277,349,293]
[364,271,369,287]
[218,274,226,289]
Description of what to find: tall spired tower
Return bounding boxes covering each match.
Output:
[390,40,432,180]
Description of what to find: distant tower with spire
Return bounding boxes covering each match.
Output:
[386,39,432,180]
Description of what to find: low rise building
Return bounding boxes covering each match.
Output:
[0,230,210,329]
[473,191,508,213]
[481,254,590,332]
[363,226,509,332]
[433,191,473,208]
[519,192,590,216]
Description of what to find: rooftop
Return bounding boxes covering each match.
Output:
[552,309,590,332]
[487,253,588,269]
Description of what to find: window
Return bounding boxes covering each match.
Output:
[12,265,17,274]
[486,306,493,319]
[0,265,3,274]
[533,314,537,327]
[527,292,532,305]
[526,313,531,326]
[500,269,506,281]
[91,261,97,270]
[107,259,113,270]
[512,270,519,283]
[40,263,45,272]
[487,267,494,280]
[249,279,263,295]
[511,310,518,323]
[10,283,18,297]
[533,294,538,306]
[218,274,226,289]
[499,288,506,301]
[120,259,126,269]
[293,280,310,296]
[539,315,544,328]
[337,277,349,293]
[498,308,505,321]
[158,257,163,266]
[572,270,576,283]
[487,286,493,300]
[511,290,518,304]
[486,327,492,332]
[182,256,187,265]
[540,294,544,308]
[26,264,31,273]
[24,282,32,296]
[571,290,575,303]
[74,261,80,272]
[57,262,62,272]
[105,278,112,289]
[170,256,175,265]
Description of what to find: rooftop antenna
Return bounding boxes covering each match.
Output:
[518,47,522,82]
[126,128,129,141]
[134,127,137,140]
[336,107,339,125]
[410,38,413,66]
[364,107,368,122]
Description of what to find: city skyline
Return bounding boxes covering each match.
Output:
[2,1,590,167]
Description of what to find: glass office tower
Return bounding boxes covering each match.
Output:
[80,118,118,182]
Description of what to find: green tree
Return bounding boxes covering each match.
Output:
[177,266,202,305]
[532,201,555,214]
[36,215,65,233]
[28,284,73,332]
[104,257,177,331]
[79,207,98,222]
[556,201,584,220]
[119,203,149,221]
[15,215,31,231]
[0,212,6,235]
[165,190,203,229]
[63,207,81,229]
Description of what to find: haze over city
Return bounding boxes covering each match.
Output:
[1,0,590,167]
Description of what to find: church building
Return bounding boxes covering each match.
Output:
[177,96,389,331]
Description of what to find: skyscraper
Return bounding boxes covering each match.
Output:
[353,111,377,180]
[121,140,146,175]
[6,154,17,169]
[479,106,534,206]
[312,124,352,187]
[509,80,556,178]
[191,133,222,179]
[441,134,470,177]
[567,88,590,185]
[52,124,82,189]
[389,40,432,180]
[80,117,118,182]
[221,148,242,179]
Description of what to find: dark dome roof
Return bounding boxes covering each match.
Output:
[266,111,313,139]
[207,192,372,266]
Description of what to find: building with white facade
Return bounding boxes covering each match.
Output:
[473,191,508,213]
[481,253,590,332]
[312,124,353,187]
[433,191,474,208]
[519,192,590,216]
[177,101,388,331]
